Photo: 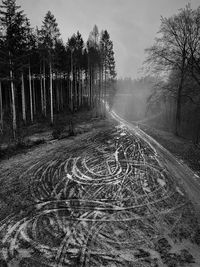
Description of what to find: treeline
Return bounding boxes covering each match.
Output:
[116,76,156,95]
[145,4,200,144]
[0,0,116,138]
[113,76,155,121]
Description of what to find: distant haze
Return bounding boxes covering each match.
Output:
[18,0,199,79]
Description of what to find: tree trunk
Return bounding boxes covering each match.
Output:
[80,71,83,106]
[97,68,100,116]
[9,53,17,138]
[74,70,77,111]
[68,78,70,107]
[104,66,107,116]
[10,71,16,138]
[33,77,36,116]
[29,64,33,123]
[70,50,73,112]
[56,76,60,112]
[105,68,107,102]
[40,62,44,114]
[43,60,47,117]
[90,67,92,107]
[78,69,81,108]
[40,74,44,114]
[50,60,53,124]
[0,81,3,133]
[60,79,63,110]
[175,75,184,136]
[21,72,26,123]
[100,65,103,115]
[70,75,73,112]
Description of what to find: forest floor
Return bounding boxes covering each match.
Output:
[0,114,200,266]
[138,123,200,178]
[0,109,103,160]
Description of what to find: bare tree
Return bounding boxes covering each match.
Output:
[145,5,193,135]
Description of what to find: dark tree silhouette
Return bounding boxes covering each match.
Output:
[0,1,117,139]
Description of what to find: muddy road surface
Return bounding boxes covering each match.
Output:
[0,120,200,266]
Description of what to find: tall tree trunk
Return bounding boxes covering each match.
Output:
[43,59,47,117]
[70,51,73,112]
[78,69,80,108]
[29,64,33,123]
[104,66,107,116]
[40,74,44,114]
[56,76,60,112]
[175,74,184,136]
[60,79,63,110]
[33,78,36,116]
[50,60,53,124]
[89,67,92,107]
[100,65,103,115]
[0,81,3,133]
[40,62,44,114]
[10,71,16,138]
[104,68,107,102]
[86,74,88,105]
[87,71,89,106]
[87,57,90,107]
[68,78,70,107]
[9,53,17,138]
[80,71,83,106]
[97,68,101,115]
[21,72,26,123]
[192,106,200,145]
[74,70,77,111]
[70,75,73,112]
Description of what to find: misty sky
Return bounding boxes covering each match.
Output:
[18,0,200,79]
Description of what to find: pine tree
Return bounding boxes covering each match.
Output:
[87,26,101,108]
[39,11,61,124]
[67,34,76,112]
[54,40,67,111]
[0,0,33,137]
[100,30,116,107]
[67,32,84,111]
[21,19,36,124]
[74,32,84,109]
[88,25,99,49]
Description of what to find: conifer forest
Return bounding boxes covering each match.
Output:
[0,0,116,139]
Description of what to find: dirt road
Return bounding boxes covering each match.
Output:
[0,118,200,266]
[110,109,200,218]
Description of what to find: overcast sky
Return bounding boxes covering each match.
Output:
[18,0,200,79]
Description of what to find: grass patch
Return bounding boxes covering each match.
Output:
[0,108,104,160]
[139,124,200,175]
[0,138,45,160]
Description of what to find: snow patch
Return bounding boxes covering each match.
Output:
[176,186,184,196]
[114,229,124,236]
[157,178,166,187]
[143,187,151,193]
[67,174,72,179]
[118,251,135,261]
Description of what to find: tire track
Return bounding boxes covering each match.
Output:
[0,125,192,266]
